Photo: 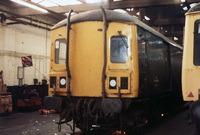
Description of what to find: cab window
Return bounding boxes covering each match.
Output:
[55,39,66,64]
[110,36,128,63]
[194,20,200,66]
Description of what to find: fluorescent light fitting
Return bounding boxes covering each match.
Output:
[174,37,179,40]
[181,0,185,2]
[11,0,48,13]
[113,0,122,1]
[183,6,188,10]
[55,0,82,5]
[65,12,76,16]
[136,12,140,15]
[39,1,58,7]
[85,0,109,4]
[127,8,134,11]
[144,16,150,20]
[127,8,131,11]
[31,0,42,3]
[85,0,101,3]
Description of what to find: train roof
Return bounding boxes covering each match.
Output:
[188,3,200,13]
[52,9,182,49]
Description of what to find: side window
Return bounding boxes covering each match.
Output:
[55,39,66,64]
[137,27,147,67]
[110,36,128,63]
[194,20,200,66]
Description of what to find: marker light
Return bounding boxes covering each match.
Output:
[110,79,117,87]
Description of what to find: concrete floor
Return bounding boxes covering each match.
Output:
[145,110,196,135]
[0,109,197,135]
[0,111,81,135]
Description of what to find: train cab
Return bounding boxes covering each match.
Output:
[182,3,200,130]
[48,10,139,99]
[182,3,200,101]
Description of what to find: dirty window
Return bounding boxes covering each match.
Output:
[110,36,128,63]
[55,39,66,64]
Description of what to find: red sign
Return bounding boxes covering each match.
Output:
[21,56,33,67]
[188,92,194,98]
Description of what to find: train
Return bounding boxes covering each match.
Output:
[182,3,200,132]
[44,8,183,134]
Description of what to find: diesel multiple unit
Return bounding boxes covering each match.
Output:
[44,9,183,134]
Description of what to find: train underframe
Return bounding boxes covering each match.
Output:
[189,100,200,135]
[45,93,183,134]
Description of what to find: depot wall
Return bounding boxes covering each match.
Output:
[0,24,51,86]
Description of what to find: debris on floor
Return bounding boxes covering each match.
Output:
[39,109,56,114]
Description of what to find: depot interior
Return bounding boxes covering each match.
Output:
[0,0,198,133]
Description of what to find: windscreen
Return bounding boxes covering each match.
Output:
[55,39,67,65]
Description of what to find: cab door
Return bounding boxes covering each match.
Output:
[105,22,135,97]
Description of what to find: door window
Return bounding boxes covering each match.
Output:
[110,36,128,63]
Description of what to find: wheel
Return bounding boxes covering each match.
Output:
[75,98,92,132]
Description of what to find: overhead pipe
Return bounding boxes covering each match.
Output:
[66,9,73,97]
[100,7,107,98]
[6,16,50,30]
[0,8,53,26]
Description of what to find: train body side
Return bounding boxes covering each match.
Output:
[137,27,182,98]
